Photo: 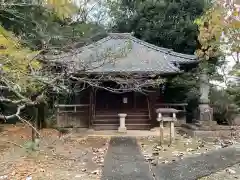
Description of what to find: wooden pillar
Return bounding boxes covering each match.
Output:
[56,106,60,127]
[149,88,158,126]
[134,92,136,110]
[93,88,97,120]
[89,88,94,128]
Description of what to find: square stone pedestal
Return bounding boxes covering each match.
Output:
[118,127,127,133]
[118,113,127,133]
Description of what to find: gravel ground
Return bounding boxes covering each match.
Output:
[0,124,109,180]
[137,130,240,180]
[153,146,240,180]
[101,137,153,180]
[2,125,240,180]
[200,163,240,180]
[138,133,223,166]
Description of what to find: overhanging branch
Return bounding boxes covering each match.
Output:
[0,104,26,120]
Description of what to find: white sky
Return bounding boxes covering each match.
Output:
[211,54,238,88]
[73,0,109,24]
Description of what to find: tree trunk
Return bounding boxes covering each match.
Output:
[32,106,40,149]
[32,107,39,141]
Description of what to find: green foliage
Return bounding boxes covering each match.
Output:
[195,8,224,61]
[45,0,78,19]
[227,86,240,108]
[24,138,40,152]
[0,0,107,98]
[0,25,42,95]
[0,1,106,51]
[210,88,239,124]
[0,0,107,132]
[166,72,200,103]
[108,0,205,54]
[230,62,240,77]
[195,1,240,61]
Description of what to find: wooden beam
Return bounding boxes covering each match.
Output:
[55,104,89,108]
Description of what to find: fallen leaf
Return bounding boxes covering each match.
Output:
[81,168,87,172]
[0,175,8,180]
[226,168,236,174]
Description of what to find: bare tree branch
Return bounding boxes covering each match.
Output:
[0,104,26,120]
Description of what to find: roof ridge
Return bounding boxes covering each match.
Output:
[106,33,197,61]
[108,32,133,37]
[127,36,196,61]
[129,36,172,53]
[82,35,111,48]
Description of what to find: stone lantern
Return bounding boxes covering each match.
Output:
[156,108,179,145]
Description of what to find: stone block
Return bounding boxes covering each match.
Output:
[180,125,239,138]
[118,127,127,133]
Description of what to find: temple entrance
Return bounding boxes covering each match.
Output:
[93,89,151,130]
[95,89,148,112]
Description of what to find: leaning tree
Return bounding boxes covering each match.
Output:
[0,0,96,145]
[0,0,163,146]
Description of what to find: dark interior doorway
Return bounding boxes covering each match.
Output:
[95,90,148,112]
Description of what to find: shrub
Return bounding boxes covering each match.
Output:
[210,88,239,125]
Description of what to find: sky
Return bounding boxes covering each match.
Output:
[73,0,109,25]
[211,55,237,89]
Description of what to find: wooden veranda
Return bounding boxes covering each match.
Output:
[55,88,187,130]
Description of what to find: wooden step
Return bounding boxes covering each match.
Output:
[95,113,149,117]
[96,112,148,117]
[92,124,152,130]
[93,119,151,124]
[93,110,151,130]
[95,115,149,121]
[94,118,149,122]
[95,113,149,116]
[95,110,149,114]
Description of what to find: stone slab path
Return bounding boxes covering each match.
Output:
[153,145,240,180]
[101,137,240,180]
[101,137,153,180]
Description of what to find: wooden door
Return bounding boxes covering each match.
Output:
[135,93,148,109]
[96,90,122,110]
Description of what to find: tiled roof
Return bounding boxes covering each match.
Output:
[47,33,198,74]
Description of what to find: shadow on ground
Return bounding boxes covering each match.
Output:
[102,136,240,180]
[152,145,240,180]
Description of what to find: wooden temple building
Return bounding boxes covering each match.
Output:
[53,33,199,130]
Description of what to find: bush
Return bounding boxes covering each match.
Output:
[210,88,239,125]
